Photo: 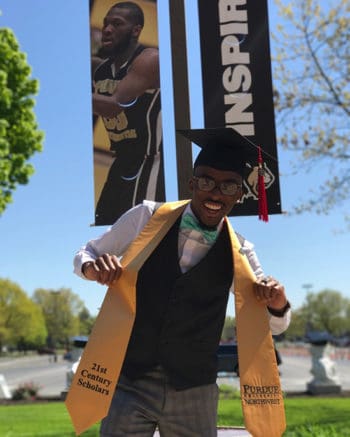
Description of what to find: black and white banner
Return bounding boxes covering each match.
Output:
[197,0,282,216]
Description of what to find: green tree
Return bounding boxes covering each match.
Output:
[300,289,350,336]
[32,288,87,348]
[0,278,47,352]
[78,307,95,335]
[283,308,307,341]
[273,0,350,218]
[0,27,43,214]
[221,316,236,342]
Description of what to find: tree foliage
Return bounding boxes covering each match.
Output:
[285,289,350,339]
[0,278,47,352]
[273,0,350,216]
[221,316,236,342]
[32,287,93,347]
[302,289,350,335]
[78,307,96,336]
[0,27,43,214]
[283,308,306,341]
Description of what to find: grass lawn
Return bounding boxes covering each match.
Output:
[219,397,350,436]
[0,397,349,436]
[0,402,99,437]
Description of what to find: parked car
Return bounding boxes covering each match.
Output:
[217,342,282,377]
[37,347,56,355]
[62,336,88,398]
[217,343,239,375]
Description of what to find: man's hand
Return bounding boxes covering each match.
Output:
[255,276,288,311]
[82,254,122,286]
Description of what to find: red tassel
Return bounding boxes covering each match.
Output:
[258,146,269,222]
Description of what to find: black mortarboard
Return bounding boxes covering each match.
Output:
[177,127,271,177]
[177,127,274,221]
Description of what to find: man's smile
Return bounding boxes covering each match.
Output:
[203,201,222,211]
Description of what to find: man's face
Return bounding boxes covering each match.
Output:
[189,165,243,228]
[101,7,142,56]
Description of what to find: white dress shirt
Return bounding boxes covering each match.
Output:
[74,200,290,334]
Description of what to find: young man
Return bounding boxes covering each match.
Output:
[93,1,165,225]
[74,128,291,436]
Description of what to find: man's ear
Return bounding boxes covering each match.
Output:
[132,24,142,39]
[188,178,194,192]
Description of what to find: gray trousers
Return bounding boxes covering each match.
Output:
[100,366,218,437]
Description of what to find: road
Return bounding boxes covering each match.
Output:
[0,354,68,397]
[219,349,350,393]
[0,350,350,398]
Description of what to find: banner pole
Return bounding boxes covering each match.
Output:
[169,0,193,199]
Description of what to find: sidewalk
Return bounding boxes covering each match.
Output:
[154,428,250,436]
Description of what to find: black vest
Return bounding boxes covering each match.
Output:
[122,217,234,389]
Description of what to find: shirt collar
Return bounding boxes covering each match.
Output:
[183,204,224,233]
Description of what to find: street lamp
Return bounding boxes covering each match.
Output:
[302,283,313,293]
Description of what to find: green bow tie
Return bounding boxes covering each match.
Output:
[179,213,218,244]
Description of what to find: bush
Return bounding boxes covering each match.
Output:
[218,384,240,400]
[12,382,41,401]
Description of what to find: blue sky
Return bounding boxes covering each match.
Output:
[1,0,349,317]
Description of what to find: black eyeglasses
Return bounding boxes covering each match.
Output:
[193,176,242,196]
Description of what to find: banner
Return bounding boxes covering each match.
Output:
[197,0,282,216]
[90,0,165,225]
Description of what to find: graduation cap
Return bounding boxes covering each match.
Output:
[177,127,273,222]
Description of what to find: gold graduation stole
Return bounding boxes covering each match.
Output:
[65,200,189,435]
[65,201,285,436]
[226,218,286,437]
